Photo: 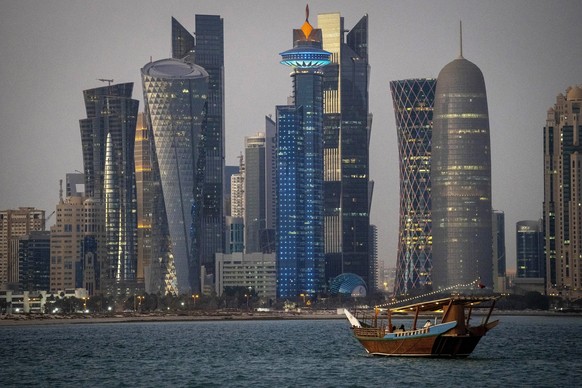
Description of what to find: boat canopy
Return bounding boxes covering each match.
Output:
[378,295,501,314]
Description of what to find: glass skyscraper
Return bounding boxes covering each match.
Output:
[79,83,139,295]
[390,78,436,296]
[516,220,543,279]
[141,58,209,294]
[431,45,493,290]
[317,13,372,289]
[244,117,276,254]
[277,9,330,300]
[18,231,50,292]
[171,15,225,277]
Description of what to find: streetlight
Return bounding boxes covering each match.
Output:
[137,295,143,312]
[192,294,199,309]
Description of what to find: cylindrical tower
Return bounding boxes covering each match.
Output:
[141,58,209,294]
[431,53,492,290]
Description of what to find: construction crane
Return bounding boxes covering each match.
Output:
[97,78,114,86]
[43,211,55,231]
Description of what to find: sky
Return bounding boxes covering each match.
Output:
[1,0,581,271]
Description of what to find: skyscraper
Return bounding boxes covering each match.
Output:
[172,15,225,277]
[317,13,372,288]
[244,118,276,254]
[245,133,267,254]
[50,196,103,295]
[135,112,153,292]
[0,207,45,290]
[543,85,582,298]
[492,210,506,292]
[516,220,544,279]
[390,78,436,296]
[141,57,209,294]
[277,7,330,300]
[230,156,245,219]
[79,83,139,295]
[18,231,50,292]
[431,30,493,290]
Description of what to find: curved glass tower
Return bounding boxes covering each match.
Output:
[79,83,139,295]
[141,58,208,294]
[277,7,330,300]
[390,78,436,295]
[431,47,493,290]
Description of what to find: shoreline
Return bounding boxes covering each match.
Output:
[1,309,581,326]
[0,311,345,326]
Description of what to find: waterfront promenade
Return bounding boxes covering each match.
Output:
[0,309,346,325]
[2,308,580,326]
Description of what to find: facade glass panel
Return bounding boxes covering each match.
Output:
[516,220,544,278]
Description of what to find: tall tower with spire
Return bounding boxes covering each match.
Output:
[276,6,331,300]
[431,24,493,290]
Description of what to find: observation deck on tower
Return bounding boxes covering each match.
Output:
[279,5,331,69]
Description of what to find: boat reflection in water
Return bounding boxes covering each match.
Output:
[345,293,500,357]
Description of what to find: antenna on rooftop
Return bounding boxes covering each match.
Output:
[97,78,114,86]
[459,20,463,58]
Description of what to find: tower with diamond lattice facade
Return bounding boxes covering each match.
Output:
[390,78,436,296]
[141,58,209,295]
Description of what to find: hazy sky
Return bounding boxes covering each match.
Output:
[1,0,581,270]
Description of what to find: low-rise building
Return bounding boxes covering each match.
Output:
[215,252,276,302]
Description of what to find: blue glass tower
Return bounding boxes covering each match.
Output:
[277,7,330,300]
[390,79,436,296]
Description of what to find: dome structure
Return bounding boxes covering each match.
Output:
[329,273,367,297]
[567,85,582,101]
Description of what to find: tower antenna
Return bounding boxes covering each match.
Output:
[459,20,463,58]
[97,78,114,86]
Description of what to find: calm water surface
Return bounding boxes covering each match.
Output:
[1,315,581,387]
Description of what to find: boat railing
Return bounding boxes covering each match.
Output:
[353,326,386,338]
[392,327,429,337]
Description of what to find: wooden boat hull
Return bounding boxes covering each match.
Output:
[355,332,484,357]
[346,294,501,358]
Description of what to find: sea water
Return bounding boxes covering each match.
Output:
[1,315,581,387]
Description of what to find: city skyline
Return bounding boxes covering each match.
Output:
[1,1,581,271]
